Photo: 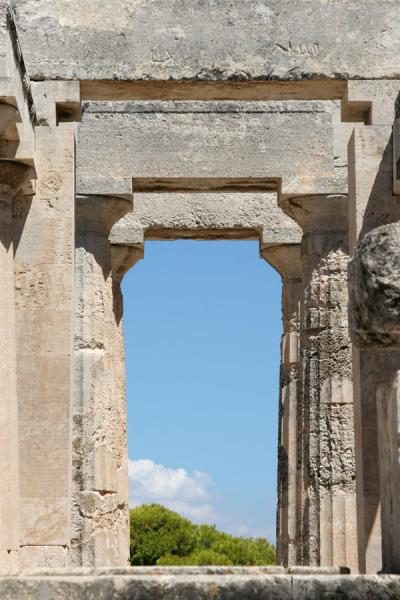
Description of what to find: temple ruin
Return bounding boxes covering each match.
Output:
[1,0,400,596]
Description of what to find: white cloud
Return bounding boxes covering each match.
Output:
[128,458,217,523]
[128,458,275,541]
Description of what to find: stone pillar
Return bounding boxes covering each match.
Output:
[376,372,400,574]
[0,184,19,575]
[350,220,400,574]
[0,162,33,575]
[347,88,400,573]
[261,244,302,567]
[281,194,358,572]
[72,194,133,567]
[14,122,75,570]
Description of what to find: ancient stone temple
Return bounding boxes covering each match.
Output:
[1,0,400,596]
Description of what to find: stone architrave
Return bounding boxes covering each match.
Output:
[12,0,400,82]
[261,244,302,567]
[72,194,134,567]
[280,194,358,572]
[76,101,346,200]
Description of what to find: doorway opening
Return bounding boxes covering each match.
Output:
[122,240,281,566]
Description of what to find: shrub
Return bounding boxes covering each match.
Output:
[130,504,276,566]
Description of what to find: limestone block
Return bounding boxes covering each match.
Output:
[12,0,400,81]
[344,81,400,126]
[20,498,70,546]
[320,377,353,405]
[1,573,400,599]
[31,81,80,126]
[94,445,118,493]
[350,222,400,348]
[77,101,345,199]
[111,192,301,247]
[281,332,299,365]
[0,550,19,575]
[19,546,68,571]
[348,125,400,253]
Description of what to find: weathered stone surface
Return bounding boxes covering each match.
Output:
[111,192,301,247]
[350,222,400,348]
[281,195,357,573]
[12,0,400,81]
[348,126,400,253]
[14,98,75,568]
[346,92,400,574]
[262,245,302,567]
[73,194,133,567]
[0,185,20,576]
[377,372,400,574]
[77,101,345,199]
[1,572,400,599]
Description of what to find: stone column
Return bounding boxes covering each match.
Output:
[261,244,302,567]
[72,194,133,567]
[280,194,358,572]
[0,184,19,575]
[350,220,400,574]
[0,162,33,576]
[376,372,400,574]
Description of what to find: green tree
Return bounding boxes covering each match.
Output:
[158,549,233,566]
[130,504,276,566]
[130,504,197,565]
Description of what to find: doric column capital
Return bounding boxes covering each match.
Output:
[261,243,302,282]
[75,194,133,235]
[111,244,144,281]
[280,195,348,257]
[280,194,348,235]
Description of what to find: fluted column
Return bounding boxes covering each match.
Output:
[281,194,358,572]
[72,194,133,567]
[261,244,302,567]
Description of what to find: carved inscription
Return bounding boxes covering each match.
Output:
[273,42,320,57]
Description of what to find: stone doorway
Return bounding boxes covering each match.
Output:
[122,239,282,554]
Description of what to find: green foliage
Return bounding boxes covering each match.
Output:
[159,549,233,566]
[130,503,197,565]
[130,504,275,566]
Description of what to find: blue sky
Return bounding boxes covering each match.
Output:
[122,240,282,542]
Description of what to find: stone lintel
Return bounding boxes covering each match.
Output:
[110,192,301,248]
[77,101,345,199]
